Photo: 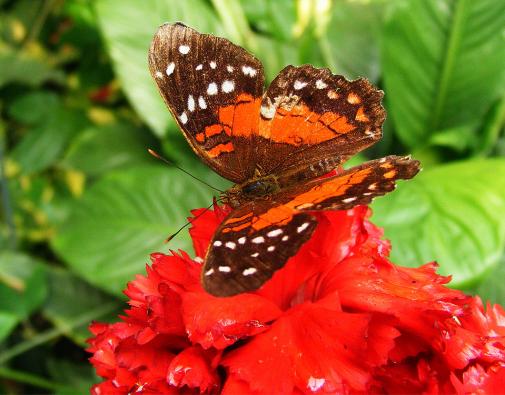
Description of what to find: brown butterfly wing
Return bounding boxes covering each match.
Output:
[255,65,385,177]
[203,156,420,296]
[148,23,264,183]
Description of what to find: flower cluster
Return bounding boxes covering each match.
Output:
[88,205,505,394]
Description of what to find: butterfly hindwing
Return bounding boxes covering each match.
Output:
[273,155,420,213]
[202,156,419,296]
[202,203,317,297]
[149,23,264,183]
[256,65,385,175]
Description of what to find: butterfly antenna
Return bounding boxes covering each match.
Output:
[165,199,221,243]
[148,149,223,193]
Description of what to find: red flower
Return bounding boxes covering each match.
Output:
[88,205,505,394]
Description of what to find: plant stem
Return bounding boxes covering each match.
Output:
[0,301,119,365]
[0,367,73,392]
[0,129,16,249]
[431,0,468,131]
[210,0,259,52]
[23,0,59,47]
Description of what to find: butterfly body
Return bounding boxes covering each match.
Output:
[149,23,420,297]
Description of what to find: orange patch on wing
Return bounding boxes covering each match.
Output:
[207,142,234,158]
[328,115,355,134]
[259,104,355,146]
[225,212,253,225]
[222,222,251,233]
[355,107,369,122]
[384,170,396,179]
[216,93,260,137]
[252,167,373,231]
[196,133,205,142]
[205,124,223,138]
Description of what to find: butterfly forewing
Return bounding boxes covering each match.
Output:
[149,23,264,183]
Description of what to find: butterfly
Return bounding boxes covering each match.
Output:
[148,22,420,297]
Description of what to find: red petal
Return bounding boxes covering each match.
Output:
[257,207,371,309]
[222,376,260,395]
[223,302,373,394]
[182,292,281,349]
[167,346,220,392]
[321,255,466,338]
[189,205,230,258]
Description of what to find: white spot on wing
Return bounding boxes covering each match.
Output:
[294,80,308,90]
[179,112,188,124]
[315,79,327,89]
[213,240,222,247]
[222,80,235,93]
[297,222,310,233]
[342,197,357,203]
[218,266,231,273]
[205,268,214,276]
[252,236,265,244]
[267,229,283,237]
[187,95,195,112]
[198,96,207,109]
[165,62,175,76]
[196,64,203,70]
[207,82,218,95]
[227,65,234,72]
[242,65,257,77]
[155,71,163,79]
[243,267,257,276]
[282,235,289,241]
[210,61,216,69]
[194,257,203,263]
[260,104,276,119]
[267,246,275,252]
[225,241,236,249]
[251,252,259,258]
[238,237,246,244]
[369,183,377,190]
[179,45,190,54]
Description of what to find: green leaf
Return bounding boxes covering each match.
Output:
[0,312,19,342]
[10,107,89,174]
[0,252,48,320]
[43,268,121,344]
[47,359,99,395]
[8,91,60,124]
[0,44,65,88]
[239,0,296,42]
[382,0,505,150]
[94,0,222,136]
[319,0,384,81]
[371,159,505,288]
[52,165,214,295]
[473,256,505,306]
[62,122,157,176]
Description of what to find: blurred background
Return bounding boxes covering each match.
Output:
[1,0,504,393]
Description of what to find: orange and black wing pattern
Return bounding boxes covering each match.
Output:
[255,65,385,175]
[203,156,420,296]
[148,23,264,183]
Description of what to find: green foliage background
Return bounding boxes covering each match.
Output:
[0,0,504,392]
